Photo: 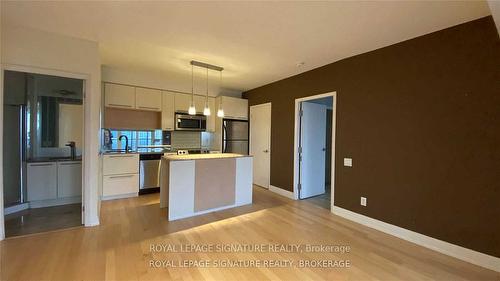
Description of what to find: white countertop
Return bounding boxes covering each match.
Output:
[163,153,252,161]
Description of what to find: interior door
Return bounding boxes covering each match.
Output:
[250,103,271,189]
[299,102,326,199]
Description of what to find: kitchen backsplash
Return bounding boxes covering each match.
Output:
[102,129,217,151]
[171,131,201,149]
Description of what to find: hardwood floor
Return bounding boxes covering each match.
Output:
[1,186,498,280]
[304,184,331,210]
[4,203,82,238]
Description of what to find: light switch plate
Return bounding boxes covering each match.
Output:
[360,197,367,206]
[344,158,353,167]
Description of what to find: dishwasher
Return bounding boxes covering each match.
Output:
[139,153,162,194]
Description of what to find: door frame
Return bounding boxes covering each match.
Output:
[0,64,90,240]
[293,92,337,208]
[249,102,272,189]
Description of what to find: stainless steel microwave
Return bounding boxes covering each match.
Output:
[175,113,207,131]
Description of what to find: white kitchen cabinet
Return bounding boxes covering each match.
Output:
[194,95,206,114]
[102,153,139,200]
[104,83,136,109]
[217,96,248,120]
[174,93,192,113]
[206,97,216,132]
[103,154,139,175]
[135,87,162,111]
[102,174,139,197]
[162,91,175,130]
[27,162,57,201]
[57,161,82,198]
[174,93,210,114]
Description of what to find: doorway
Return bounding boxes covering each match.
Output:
[2,70,84,237]
[250,103,271,189]
[294,92,336,210]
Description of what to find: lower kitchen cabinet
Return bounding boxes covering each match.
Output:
[57,161,82,198]
[102,174,140,197]
[27,162,58,201]
[102,153,140,200]
[103,154,139,175]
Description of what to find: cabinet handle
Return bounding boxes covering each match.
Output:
[138,106,159,110]
[59,162,81,166]
[29,163,54,167]
[109,175,135,179]
[108,103,132,108]
[109,155,135,158]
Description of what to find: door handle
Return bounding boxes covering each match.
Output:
[108,103,132,108]
[138,106,159,110]
[29,163,54,167]
[263,149,269,153]
[109,175,134,179]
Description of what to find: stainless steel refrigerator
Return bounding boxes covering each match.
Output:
[222,119,249,155]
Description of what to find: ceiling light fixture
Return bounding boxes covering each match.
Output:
[188,64,196,115]
[190,60,224,118]
[217,70,224,118]
[203,68,211,116]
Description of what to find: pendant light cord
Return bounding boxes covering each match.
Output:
[191,64,194,103]
[206,68,209,102]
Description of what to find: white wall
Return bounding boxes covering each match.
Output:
[102,65,242,98]
[0,24,102,234]
[488,1,500,33]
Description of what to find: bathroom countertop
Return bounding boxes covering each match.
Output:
[27,157,82,163]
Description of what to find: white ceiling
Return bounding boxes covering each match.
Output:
[1,1,491,92]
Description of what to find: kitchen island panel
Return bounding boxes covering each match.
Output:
[161,154,253,221]
[168,160,195,220]
[194,158,236,212]
[235,157,253,206]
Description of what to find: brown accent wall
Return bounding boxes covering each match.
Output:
[243,17,500,257]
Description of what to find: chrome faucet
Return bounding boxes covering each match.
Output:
[118,135,130,152]
[65,141,76,160]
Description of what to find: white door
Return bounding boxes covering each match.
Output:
[250,103,271,188]
[299,102,326,199]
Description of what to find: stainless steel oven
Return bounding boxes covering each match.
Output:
[175,113,207,131]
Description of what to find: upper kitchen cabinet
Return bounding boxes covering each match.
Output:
[217,96,248,120]
[194,95,206,114]
[104,83,135,109]
[162,91,175,130]
[174,93,209,114]
[135,87,162,111]
[174,93,191,113]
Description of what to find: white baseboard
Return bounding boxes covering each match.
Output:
[29,196,82,209]
[85,217,100,227]
[269,185,296,200]
[4,203,29,215]
[101,192,138,201]
[332,206,500,273]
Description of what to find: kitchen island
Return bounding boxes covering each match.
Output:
[160,153,253,221]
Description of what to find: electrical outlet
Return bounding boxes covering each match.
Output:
[360,197,367,207]
[344,158,353,167]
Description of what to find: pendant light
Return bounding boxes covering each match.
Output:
[203,68,211,116]
[217,71,225,118]
[188,64,196,115]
